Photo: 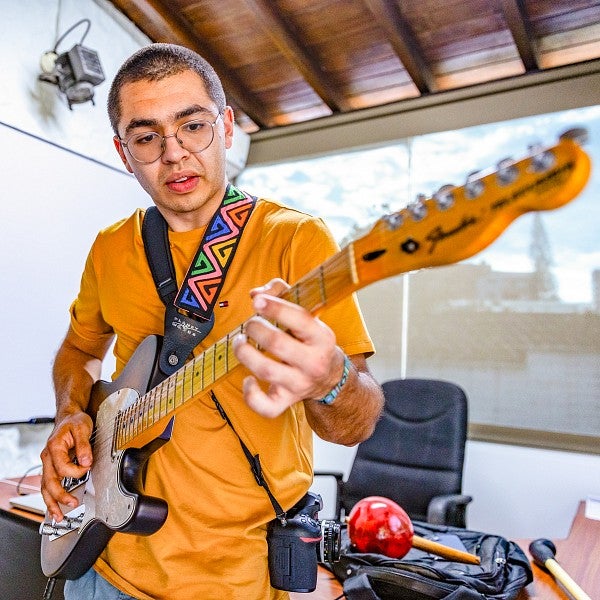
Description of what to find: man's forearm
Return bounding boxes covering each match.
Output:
[304,354,384,446]
[52,335,104,420]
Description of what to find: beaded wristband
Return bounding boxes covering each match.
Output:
[318,354,351,405]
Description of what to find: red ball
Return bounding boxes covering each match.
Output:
[347,496,414,558]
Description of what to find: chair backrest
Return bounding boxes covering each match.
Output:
[340,378,468,522]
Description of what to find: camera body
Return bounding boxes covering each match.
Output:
[267,491,341,592]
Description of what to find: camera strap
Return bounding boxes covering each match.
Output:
[210,390,288,523]
[142,184,256,376]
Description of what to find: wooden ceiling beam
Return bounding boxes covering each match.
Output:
[240,0,351,113]
[501,0,540,71]
[108,0,270,127]
[363,0,437,94]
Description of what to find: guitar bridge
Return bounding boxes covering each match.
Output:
[39,508,85,540]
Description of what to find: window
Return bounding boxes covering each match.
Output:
[238,106,600,452]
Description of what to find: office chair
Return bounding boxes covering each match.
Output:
[315,378,472,527]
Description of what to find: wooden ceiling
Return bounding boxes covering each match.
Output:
[107,0,600,134]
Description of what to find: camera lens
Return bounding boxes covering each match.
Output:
[319,519,342,562]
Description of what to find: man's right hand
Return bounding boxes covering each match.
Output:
[40,411,94,522]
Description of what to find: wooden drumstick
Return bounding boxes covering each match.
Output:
[529,538,591,600]
[412,534,481,565]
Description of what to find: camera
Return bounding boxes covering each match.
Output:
[267,491,341,592]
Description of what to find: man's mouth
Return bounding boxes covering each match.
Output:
[166,175,199,192]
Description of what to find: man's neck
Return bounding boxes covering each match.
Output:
[160,184,229,232]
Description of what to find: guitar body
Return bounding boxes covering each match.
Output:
[41,335,171,579]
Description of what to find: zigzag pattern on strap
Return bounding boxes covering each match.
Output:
[174,185,255,319]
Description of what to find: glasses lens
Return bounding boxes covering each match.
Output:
[126,131,164,163]
[177,119,215,154]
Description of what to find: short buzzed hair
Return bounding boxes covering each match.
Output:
[107,43,227,134]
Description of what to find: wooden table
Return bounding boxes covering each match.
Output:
[514,501,599,599]
[1,479,597,600]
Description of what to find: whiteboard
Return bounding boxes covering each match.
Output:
[0,122,149,423]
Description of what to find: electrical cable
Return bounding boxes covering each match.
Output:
[52,18,91,53]
[16,463,43,495]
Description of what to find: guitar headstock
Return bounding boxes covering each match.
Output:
[350,129,591,287]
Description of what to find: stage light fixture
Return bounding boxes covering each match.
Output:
[39,18,105,109]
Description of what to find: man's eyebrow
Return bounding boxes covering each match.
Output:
[123,105,215,136]
[123,118,159,136]
[174,104,213,121]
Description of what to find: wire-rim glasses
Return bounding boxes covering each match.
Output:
[119,113,222,164]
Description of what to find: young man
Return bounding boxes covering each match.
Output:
[40,43,384,600]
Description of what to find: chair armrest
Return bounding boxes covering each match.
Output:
[427,494,473,528]
[313,471,344,482]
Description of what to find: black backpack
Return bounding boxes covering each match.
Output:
[328,521,533,600]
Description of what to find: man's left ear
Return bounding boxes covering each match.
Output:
[223,106,235,150]
[113,136,134,173]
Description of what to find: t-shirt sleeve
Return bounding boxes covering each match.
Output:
[68,238,115,359]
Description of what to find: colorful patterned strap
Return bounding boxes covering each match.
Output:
[174,184,256,320]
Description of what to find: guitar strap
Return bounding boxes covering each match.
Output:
[142,188,288,522]
[142,184,256,376]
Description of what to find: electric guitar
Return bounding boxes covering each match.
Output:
[40,129,591,579]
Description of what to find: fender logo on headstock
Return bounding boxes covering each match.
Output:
[426,216,478,254]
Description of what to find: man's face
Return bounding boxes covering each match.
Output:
[113,69,234,231]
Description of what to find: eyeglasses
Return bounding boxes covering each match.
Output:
[119,113,222,164]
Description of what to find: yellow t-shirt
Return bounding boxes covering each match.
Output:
[69,198,374,599]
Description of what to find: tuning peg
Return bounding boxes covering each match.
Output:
[433,184,454,210]
[528,144,556,172]
[383,212,403,230]
[407,194,428,221]
[496,158,518,185]
[559,127,588,145]
[465,171,484,199]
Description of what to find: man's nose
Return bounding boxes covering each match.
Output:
[161,133,189,162]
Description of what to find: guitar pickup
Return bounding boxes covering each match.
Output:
[62,470,90,493]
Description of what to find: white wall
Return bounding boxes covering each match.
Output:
[1,0,148,170]
[0,0,151,423]
[1,0,249,176]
